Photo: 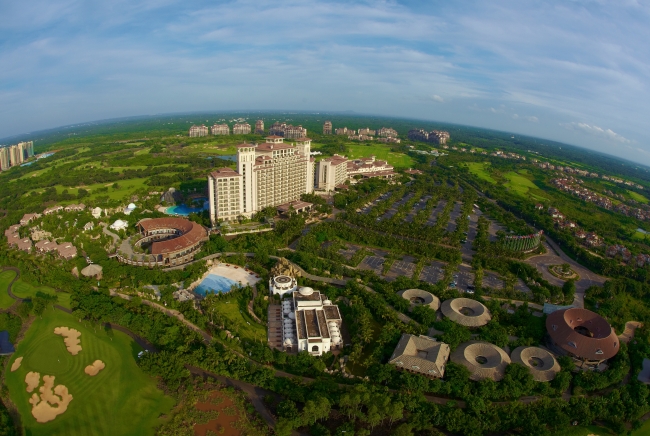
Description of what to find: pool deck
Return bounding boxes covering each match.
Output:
[189,263,261,296]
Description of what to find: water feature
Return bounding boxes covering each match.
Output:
[206,155,236,162]
[165,197,208,216]
[194,274,240,296]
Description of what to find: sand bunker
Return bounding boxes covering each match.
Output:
[84,360,105,376]
[11,357,23,372]
[25,372,41,392]
[25,374,73,423]
[54,327,82,355]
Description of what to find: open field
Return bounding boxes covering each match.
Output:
[24,177,154,202]
[214,298,266,343]
[346,144,414,167]
[0,270,17,309]
[465,162,497,184]
[11,279,71,309]
[5,309,174,436]
[503,170,549,201]
[628,190,649,204]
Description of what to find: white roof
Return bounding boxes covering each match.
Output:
[127,203,137,209]
[110,220,128,230]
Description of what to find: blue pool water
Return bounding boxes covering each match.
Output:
[165,198,208,216]
[194,274,240,296]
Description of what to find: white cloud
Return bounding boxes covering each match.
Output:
[431,94,444,103]
[562,122,631,143]
[512,114,519,119]
[525,116,539,122]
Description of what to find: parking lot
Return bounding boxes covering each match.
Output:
[358,255,385,274]
[419,261,446,284]
[380,192,414,220]
[452,264,475,293]
[426,200,447,226]
[446,201,463,233]
[405,195,431,222]
[483,272,504,289]
[387,258,417,279]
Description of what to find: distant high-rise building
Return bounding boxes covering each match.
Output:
[323,121,332,135]
[358,128,376,136]
[408,129,450,144]
[233,123,252,135]
[0,147,10,171]
[255,120,265,135]
[9,144,23,166]
[211,124,230,135]
[335,127,354,135]
[268,122,307,139]
[189,125,209,137]
[18,141,34,159]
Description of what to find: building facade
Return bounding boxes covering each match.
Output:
[315,155,349,191]
[189,125,209,137]
[208,136,315,225]
[268,122,308,139]
[323,121,332,135]
[377,127,398,137]
[255,120,265,135]
[408,129,450,144]
[211,124,230,135]
[0,141,35,171]
[233,123,252,135]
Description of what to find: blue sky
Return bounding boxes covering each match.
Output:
[1,0,648,163]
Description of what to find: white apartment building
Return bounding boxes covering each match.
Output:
[315,154,349,192]
[189,125,209,137]
[211,124,230,135]
[208,136,315,225]
[233,123,252,135]
[0,147,9,171]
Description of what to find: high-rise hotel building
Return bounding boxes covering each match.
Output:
[208,136,315,225]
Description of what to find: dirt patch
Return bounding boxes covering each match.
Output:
[25,372,41,392]
[84,360,105,376]
[26,374,73,423]
[54,327,82,355]
[194,391,241,436]
[11,357,23,372]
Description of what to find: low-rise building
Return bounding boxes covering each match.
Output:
[20,213,41,225]
[64,204,85,212]
[43,206,64,215]
[377,127,398,138]
[388,334,450,379]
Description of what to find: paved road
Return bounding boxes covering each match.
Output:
[525,239,607,308]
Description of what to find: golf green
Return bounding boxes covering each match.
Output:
[5,309,174,436]
[0,270,17,309]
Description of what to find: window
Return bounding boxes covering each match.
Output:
[595,349,603,355]
[568,341,577,348]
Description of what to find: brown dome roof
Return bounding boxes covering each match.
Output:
[441,298,491,327]
[546,308,619,361]
[511,346,561,382]
[450,341,511,381]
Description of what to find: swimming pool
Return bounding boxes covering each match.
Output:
[165,198,208,216]
[194,274,241,296]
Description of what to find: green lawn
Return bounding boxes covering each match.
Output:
[503,170,548,201]
[628,190,649,204]
[5,309,174,436]
[0,270,17,309]
[345,144,414,167]
[11,278,71,309]
[213,298,266,343]
[633,419,650,436]
[554,424,614,436]
[465,162,497,184]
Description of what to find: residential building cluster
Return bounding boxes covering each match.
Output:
[489,150,526,160]
[407,129,450,144]
[323,122,400,139]
[534,160,643,190]
[552,178,613,210]
[6,209,81,260]
[189,122,255,137]
[0,141,35,171]
[544,205,602,247]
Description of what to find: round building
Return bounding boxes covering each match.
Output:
[398,289,440,311]
[546,308,618,367]
[451,341,511,381]
[441,298,491,327]
[510,346,561,382]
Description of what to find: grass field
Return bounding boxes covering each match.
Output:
[345,144,414,167]
[554,424,614,436]
[11,278,71,309]
[0,270,17,309]
[213,298,266,343]
[632,419,650,435]
[5,309,174,436]
[503,170,548,200]
[465,162,497,184]
[628,190,649,204]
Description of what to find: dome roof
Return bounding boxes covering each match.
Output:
[323,300,332,305]
[299,286,314,295]
[127,203,137,209]
[546,308,618,361]
[511,346,561,382]
[441,298,491,327]
[451,341,511,381]
[398,289,440,311]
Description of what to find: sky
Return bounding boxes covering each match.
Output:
[1,0,649,163]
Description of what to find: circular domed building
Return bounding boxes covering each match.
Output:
[398,289,440,311]
[546,308,619,367]
[510,346,561,382]
[441,298,491,327]
[451,341,511,381]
